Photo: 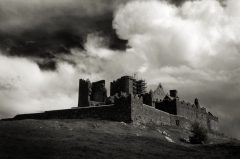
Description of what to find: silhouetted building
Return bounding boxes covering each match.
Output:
[78,79,107,107]
[110,76,135,95]
[91,80,107,102]
[110,76,146,96]
[78,79,91,107]
[11,75,219,133]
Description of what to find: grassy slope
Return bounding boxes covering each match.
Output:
[0,119,239,159]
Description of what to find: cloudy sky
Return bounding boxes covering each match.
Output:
[0,0,239,139]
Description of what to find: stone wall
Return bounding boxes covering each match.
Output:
[12,94,218,133]
[170,115,191,130]
[208,119,219,132]
[131,96,171,125]
[131,96,218,132]
[176,99,221,132]
[207,114,219,132]
[140,105,171,125]
[196,109,208,128]
[176,100,197,121]
[176,100,210,129]
[14,100,132,123]
[130,95,192,129]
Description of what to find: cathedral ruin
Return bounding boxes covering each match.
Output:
[11,75,219,132]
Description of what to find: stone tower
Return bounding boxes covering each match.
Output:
[110,76,135,96]
[91,80,107,102]
[78,79,91,107]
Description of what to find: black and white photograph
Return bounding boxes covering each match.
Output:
[0,0,240,158]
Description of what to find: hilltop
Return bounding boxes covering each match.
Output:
[0,119,239,159]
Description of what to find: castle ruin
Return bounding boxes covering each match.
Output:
[12,75,219,132]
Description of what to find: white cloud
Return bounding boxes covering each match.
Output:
[0,53,82,117]
[112,0,240,138]
[113,0,240,69]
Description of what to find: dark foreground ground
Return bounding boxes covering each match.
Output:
[0,119,239,159]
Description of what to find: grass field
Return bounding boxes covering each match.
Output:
[0,119,239,159]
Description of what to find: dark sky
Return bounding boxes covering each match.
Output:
[0,0,240,139]
[0,0,130,70]
[0,0,187,65]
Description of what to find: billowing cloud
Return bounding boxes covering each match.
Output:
[0,53,77,118]
[0,0,128,70]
